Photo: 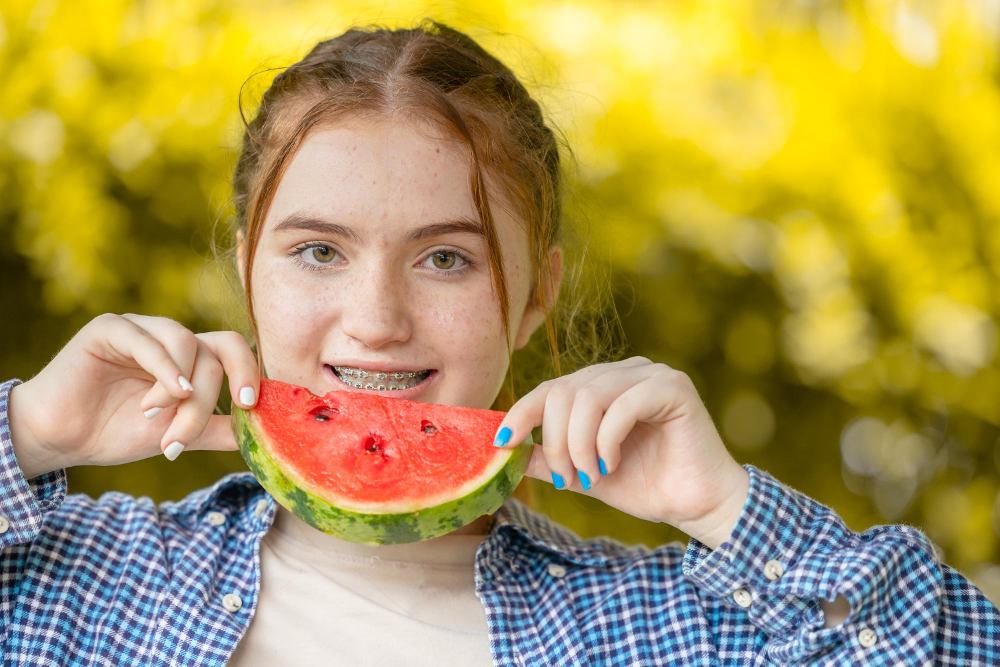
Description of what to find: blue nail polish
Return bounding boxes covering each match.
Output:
[493,426,511,447]
[599,458,608,476]
[578,470,591,491]
[551,472,565,489]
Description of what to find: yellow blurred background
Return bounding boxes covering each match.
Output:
[2,1,999,602]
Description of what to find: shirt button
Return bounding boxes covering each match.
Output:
[858,627,877,648]
[254,499,269,517]
[0,515,9,534]
[763,560,784,581]
[732,588,753,608]
[205,511,226,526]
[222,593,243,613]
[547,563,567,578]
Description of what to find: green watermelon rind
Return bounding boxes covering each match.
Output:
[233,405,533,545]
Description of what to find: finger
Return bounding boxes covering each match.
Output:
[567,366,660,485]
[157,414,240,455]
[120,313,199,393]
[496,357,657,489]
[139,378,178,415]
[189,415,240,453]
[98,314,195,402]
[524,445,552,481]
[496,356,652,448]
[572,355,650,380]
[596,373,678,474]
[565,386,606,491]
[139,332,260,413]
[493,380,551,449]
[495,378,572,488]
[195,331,260,409]
[540,384,576,490]
[158,341,225,459]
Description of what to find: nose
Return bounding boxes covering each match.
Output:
[338,263,413,349]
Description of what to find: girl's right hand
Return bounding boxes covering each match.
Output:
[8,313,260,478]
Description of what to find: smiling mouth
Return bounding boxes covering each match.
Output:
[328,365,434,391]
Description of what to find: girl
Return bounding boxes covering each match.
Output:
[2,20,997,666]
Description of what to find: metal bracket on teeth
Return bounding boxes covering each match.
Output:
[340,368,420,380]
[357,382,420,391]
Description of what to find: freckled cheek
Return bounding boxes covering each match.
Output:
[422,298,507,367]
[250,272,331,356]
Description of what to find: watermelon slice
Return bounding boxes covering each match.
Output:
[232,378,533,544]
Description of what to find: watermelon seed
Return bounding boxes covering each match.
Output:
[420,420,437,435]
[310,406,339,422]
[364,435,384,454]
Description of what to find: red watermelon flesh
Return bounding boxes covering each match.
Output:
[233,378,533,543]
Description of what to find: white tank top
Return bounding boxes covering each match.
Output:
[228,504,494,665]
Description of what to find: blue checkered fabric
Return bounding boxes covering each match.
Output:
[1,378,997,665]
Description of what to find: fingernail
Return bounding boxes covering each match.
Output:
[178,375,193,392]
[493,426,511,447]
[163,441,185,461]
[239,386,256,407]
[599,458,608,476]
[578,470,592,491]
[143,407,162,419]
[551,472,565,489]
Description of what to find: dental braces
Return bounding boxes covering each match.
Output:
[334,368,423,380]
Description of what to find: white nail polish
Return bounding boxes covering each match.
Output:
[239,386,256,407]
[143,407,162,419]
[163,441,185,461]
[178,375,193,392]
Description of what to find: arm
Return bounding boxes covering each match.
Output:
[0,376,228,662]
[493,361,996,662]
[682,465,1000,665]
[0,378,71,643]
[0,378,69,547]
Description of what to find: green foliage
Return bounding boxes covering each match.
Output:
[2,1,998,600]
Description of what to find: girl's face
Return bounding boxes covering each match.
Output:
[242,117,560,409]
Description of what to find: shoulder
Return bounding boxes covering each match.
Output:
[51,472,269,535]
[494,497,687,569]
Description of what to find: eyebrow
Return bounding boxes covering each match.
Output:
[272,213,484,243]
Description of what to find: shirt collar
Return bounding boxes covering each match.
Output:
[194,473,608,566]
[184,471,269,517]
[492,497,609,567]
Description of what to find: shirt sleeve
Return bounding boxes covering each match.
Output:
[0,378,69,549]
[681,465,1000,665]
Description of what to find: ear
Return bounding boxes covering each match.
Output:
[512,245,563,350]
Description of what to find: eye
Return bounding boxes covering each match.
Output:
[423,249,471,275]
[306,245,336,264]
[290,242,341,270]
[430,251,457,270]
[289,243,472,276]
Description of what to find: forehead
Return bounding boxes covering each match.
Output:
[264,118,479,231]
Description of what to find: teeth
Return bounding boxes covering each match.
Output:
[333,365,430,391]
[334,367,426,380]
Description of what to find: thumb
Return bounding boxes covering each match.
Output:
[523,445,552,483]
[188,414,241,453]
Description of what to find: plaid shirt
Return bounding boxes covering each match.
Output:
[1,378,997,666]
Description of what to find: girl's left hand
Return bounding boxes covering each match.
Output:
[494,356,750,549]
